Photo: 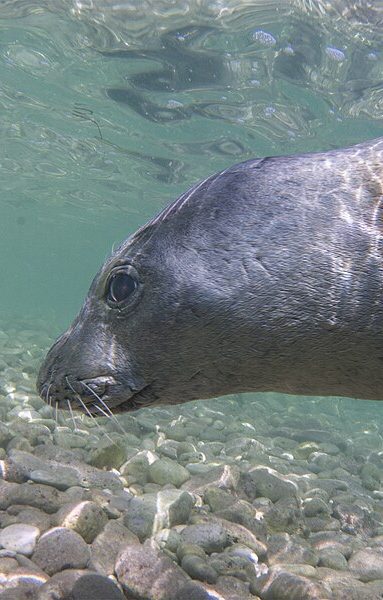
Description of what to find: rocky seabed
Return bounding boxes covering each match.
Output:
[0,319,383,599]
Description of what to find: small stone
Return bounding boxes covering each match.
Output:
[0,568,49,598]
[294,442,320,459]
[244,467,298,502]
[215,574,256,599]
[154,528,181,554]
[32,527,90,575]
[303,497,330,517]
[157,489,195,528]
[180,523,229,554]
[183,464,240,495]
[213,518,267,558]
[214,498,267,539]
[252,565,332,599]
[318,548,348,570]
[18,448,123,491]
[0,523,40,556]
[0,557,19,572]
[120,451,152,484]
[0,481,66,513]
[1,506,51,532]
[349,547,383,582]
[181,554,217,584]
[316,569,369,599]
[268,533,318,567]
[72,572,124,600]
[123,489,193,542]
[37,568,124,600]
[176,543,207,562]
[148,458,190,487]
[90,520,139,575]
[203,487,235,512]
[89,439,127,470]
[115,543,189,600]
[56,501,108,543]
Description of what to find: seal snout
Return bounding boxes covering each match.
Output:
[38,372,118,412]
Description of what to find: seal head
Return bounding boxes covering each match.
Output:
[38,138,383,413]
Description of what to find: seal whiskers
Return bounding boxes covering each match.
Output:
[82,382,127,434]
[65,376,116,441]
[66,399,79,432]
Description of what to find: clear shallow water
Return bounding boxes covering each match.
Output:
[1,2,383,598]
[1,0,383,326]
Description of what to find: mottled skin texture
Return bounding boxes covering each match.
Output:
[38,137,383,413]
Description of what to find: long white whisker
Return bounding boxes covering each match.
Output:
[66,399,78,431]
[82,382,126,435]
[92,403,110,419]
[75,392,115,444]
[45,383,52,406]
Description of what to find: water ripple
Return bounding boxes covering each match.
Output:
[0,0,382,214]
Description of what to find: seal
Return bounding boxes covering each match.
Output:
[37,137,383,414]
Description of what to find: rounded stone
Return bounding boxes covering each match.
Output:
[32,527,90,575]
[72,573,124,600]
[56,501,108,543]
[36,569,123,600]
[176,543,207,562]
[349,547,383,582]
[303,497,330,517]
[89,440,127,470]
[181,554,218,584]
[0,523,40,556]
[244,467,298,502]
[180,523,229,554]
[148,458,190,487]
[318,548,348,570]
[115,543,189,600]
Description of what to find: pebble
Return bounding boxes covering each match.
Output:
[88,439,127,469]
[244,466,298,502]
[0,523,40,555]
[115,543,189,600]
[348,546,383,582]
[32,527,90,575]
[252,565,332,599]
[181,553,218,583]
[37,569,124,600]
[318,547,348,570]
[56,500,108,543]
[90,519,139,575]
[123,489,194,541]
[302,497,330,517]
[148,457,190,486]
[180,522,229,554]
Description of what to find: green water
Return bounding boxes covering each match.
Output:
[1,0,383,333]
[2,4,383,597]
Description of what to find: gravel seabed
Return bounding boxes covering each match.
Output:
[1,318,383,599]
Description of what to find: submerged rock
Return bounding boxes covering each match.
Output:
[32,527,90,575]
[115,543,189,600]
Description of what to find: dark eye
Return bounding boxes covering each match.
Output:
[107,271,137,306]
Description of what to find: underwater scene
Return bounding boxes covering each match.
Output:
[2,1,383,598]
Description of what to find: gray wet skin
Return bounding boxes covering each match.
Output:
[38,137,383,414]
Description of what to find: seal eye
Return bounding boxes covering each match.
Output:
[107,271,137,306]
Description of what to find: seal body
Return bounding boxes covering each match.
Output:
[38,137,383,413]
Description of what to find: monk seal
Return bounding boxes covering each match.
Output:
[37,137,383,414]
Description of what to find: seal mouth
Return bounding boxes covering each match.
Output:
[39,375,154,416]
